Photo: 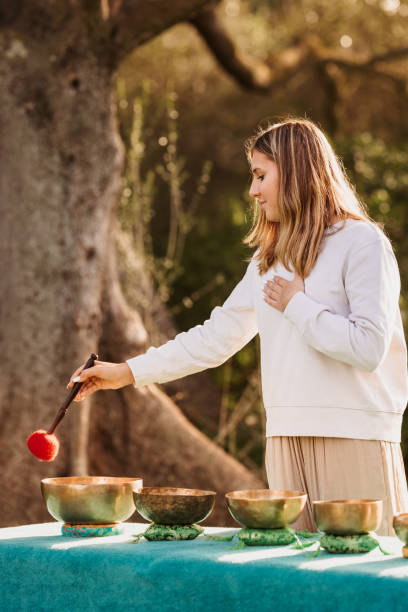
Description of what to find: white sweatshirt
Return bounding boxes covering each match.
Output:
[127,219,408,443]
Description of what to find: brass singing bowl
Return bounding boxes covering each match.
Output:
[393,513,408,545]
[226,489,307,529]
[313,499,383,535]
[41,476,143,524]
[133,487,216,525]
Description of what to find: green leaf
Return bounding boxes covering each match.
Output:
[305,544,322,558]
[205,534,235,541]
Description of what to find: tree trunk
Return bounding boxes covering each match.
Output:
[0,13,264,528]
[116,227,229,435]
[0,26,123,523]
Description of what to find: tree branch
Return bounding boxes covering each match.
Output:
[189,7,311,91]
[190,6,272,90]
[317,44,408,69]
[188,10,408,94]
[316,42,408,101]
[106,0,221,67]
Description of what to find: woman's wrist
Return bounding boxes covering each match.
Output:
[120,362,135,387]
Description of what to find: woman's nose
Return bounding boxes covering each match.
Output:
[249,182,259,199]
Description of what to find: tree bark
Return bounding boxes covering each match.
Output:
[0,16,124,523]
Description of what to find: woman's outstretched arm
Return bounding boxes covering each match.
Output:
[68,257,258,400]
[126,257,258,385]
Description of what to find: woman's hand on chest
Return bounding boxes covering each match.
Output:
[263,272,305,313]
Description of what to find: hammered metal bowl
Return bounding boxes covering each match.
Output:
[226,489,307,529]
[313,499,383,535]
[41,476,143,524]
[393,513,408,545]
[133,487,216,525]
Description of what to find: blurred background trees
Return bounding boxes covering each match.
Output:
[116,0,408,477]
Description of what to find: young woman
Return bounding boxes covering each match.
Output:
[68,118,408,535]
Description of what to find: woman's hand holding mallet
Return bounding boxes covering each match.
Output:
[67,360,135,401]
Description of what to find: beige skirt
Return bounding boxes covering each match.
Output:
[265,436,408,536]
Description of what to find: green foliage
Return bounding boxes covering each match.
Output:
[117,78,214,306]
[338,134,408,284]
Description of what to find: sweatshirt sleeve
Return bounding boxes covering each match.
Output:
[282,237,401,372]
[126,258,258,386]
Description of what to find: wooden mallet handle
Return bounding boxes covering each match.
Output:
[47,353,98,434]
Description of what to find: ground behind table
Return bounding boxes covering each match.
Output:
[1,522,408,611]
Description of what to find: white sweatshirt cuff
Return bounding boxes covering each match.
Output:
[283,291,329,334]
[126,354,157,387]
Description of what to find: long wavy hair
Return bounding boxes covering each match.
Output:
[243,118,383,276]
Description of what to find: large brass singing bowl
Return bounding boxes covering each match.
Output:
[41,476,143,524]
[133,487,216,525]
[226,489,307,529]
[313,499,383,535]
[393,513,408,545]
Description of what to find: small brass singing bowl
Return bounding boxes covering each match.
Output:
[133,487,216,525]
[393,513,408,545]
[313,499,383,535]
[226,489,307,529]
[41,476,143,524]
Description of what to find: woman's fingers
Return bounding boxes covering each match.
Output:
[74,379,98,401]
[73,365,106,385]
[75,365,100,382]
[67,360,124,392]
[67,363,86,388]
[263,284,279,299]
[67,360,111,389]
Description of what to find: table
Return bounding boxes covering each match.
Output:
[1,522,408,611]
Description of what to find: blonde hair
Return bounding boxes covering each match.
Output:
[243,118,383,276]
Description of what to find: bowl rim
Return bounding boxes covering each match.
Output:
[226,489,307,501]
[41,476,143,486]
[134,487,217,497]
[313,499,383,506]
[393,512,408,520]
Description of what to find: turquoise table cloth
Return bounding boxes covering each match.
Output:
[1,522,408,611]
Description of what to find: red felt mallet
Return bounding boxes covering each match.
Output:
[26,353,97,461]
